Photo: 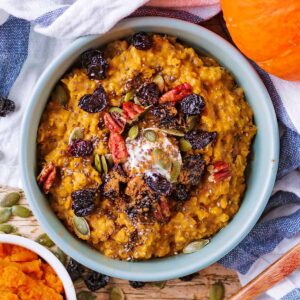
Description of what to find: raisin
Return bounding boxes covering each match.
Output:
[71,188,96,217]
[68,139,93,157]
[78,85,108,113]
[66,258,84,281]
[129,281,146,288]
[179,272,198,281]
[84,271,109,291]
[128,32,153,50]
[81,50,108,80]
[136,82,160,106]
[144,173,172,196]
[179,154,205,186]
[180,94,205,115]
[184,130,217,149]
[151,104,178,127]
[172,183,189,201]
[0,97,15,117]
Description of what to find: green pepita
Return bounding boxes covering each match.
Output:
[69,127,83,143]
[152,281,166,289]
[153,74,165,92]
[109,107,123,114]
[0,208,12,224]
[182,239,210,254]
[52,248,67,265]
[0,224,15,234]
[52,84,69,107]
[124,90,135,102]
[144,130,157,142]
[0,192,20,207]
[161,128,185,137]
[210,281,225,300]
[179,138,192,152]
[110,287,125,300]
[73,216,90,240]
[186,115,199,131]
[77,290,96,300]
[128,125,139,140]
[170,161,181,183]
[12,205,32,218]
[94,154,102,173]
[36,233,55,248]
[105,154,114,167]
[101,155,108,174]
[153,149,172,171]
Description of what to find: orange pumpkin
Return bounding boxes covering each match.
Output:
[221,0,300,81]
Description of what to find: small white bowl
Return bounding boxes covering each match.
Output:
[0,234,76,300]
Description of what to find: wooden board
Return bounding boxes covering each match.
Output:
[0,185,240,299]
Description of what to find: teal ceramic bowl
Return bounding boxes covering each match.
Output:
[20,17,279,281]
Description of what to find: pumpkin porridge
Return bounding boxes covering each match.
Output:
[37,33,256,260]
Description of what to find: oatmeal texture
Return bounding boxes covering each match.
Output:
[37,34,256,260]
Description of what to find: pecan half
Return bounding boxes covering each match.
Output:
[159,83,192,103]
[103,112,125,134]
[208,161,231,183]
[108,132,128,164]
[122,101,145,122]
[37,162,57,194]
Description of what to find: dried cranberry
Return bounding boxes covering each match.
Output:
[84,270,109,291]
[68,139,93,157]
[172,183,189,201]
[144,173,172,196]
[0,97,15,117]
[66,258,84,281]
[81,50,108,80]
[180,94,205,115]
[78,85,108,113]
[129,281,146,288]
[71,188,96,217]
[184,130,217,150]
[128,32,153,50]
[136,82,160,106]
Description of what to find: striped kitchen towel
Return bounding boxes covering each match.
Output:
[0,1,299,299]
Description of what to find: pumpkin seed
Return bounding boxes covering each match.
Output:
[0,224,15,234]
[124,90,135,102]
[186,115,198,131]
[153,74,165,92]
[105,154,114,167]
[170,161,181,183]
[12,205,32,218]
[73,216,90,240]
[110,287,125,300]
[153,149,172,171]
[36,233,55,248]
[182,239,210,254]
[161,128,185,137]
[152,281,166,289]
[69,127,83,143]
[94,154,102,173]
[0,208,12,224]
[101,155,108,174]
[179,138,192,152]
[210,281,225,300]
[128,125,139,140]
[0,192,20,207]
[109,107,123,114]
[52,84,69,107]
[77,290,96,300]
[144,130,157,142]
[133,96,141,105]
[52,248,67,265]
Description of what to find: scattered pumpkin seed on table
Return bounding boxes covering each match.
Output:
[210,281,225,300]
[52,248,67,265]
[94,154,102,173]
[144,130,157,142]
[179,138,192,152]
[36,233,55,248]
[101,155,108,174]
[128,125,139,140]
[0,207,12,224]
[73,216,90,240]
[12,205,32,218]
[182,239,210,254]
[69,127,83,143]
[77,290,96,300]
[0,224,15,234]
[110,287,125,300]
[0,192,20,207]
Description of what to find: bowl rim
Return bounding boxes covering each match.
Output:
[0,234,76,299]
[20,16,279,281]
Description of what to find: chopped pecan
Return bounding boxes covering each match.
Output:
[108,132,128,164]
[37,162,56,194]
[159,83,192,103]
[103,112,125,134]
[208,161,231,183]
[122,102,145,122]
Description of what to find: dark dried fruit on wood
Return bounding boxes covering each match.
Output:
[136,82,160,106]
[68,139,93,157]
[103,112,125,134]
[144,173,172,196]
[184,130,217,150]
[0,97,15,117]
[37,162,56,194]
[108,132,128,164]
[172,183,189,202]
[129,281,146,288]
[81,50,109,80]
[179,154,205,186]
[180,94,205,115]
[78,85,108,113]
[71,188,96,217]
[179,272,198,281]
[66,258,84,281]
[159,83,192,103]
[122,101,145,122]
[208,161,231,183]
[84,270,109,291]
[128,32,153,50]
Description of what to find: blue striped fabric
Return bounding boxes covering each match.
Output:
[281,289,300,300]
